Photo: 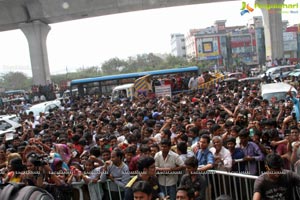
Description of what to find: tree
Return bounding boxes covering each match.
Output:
[0,72,30,90]
[76,66,101,77]
[101,58,127,75]
[165,55,188,68]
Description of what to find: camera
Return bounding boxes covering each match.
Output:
[28,153,49,166]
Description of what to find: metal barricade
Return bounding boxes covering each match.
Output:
[205,170,299,200]
[71,166,300,200]
[205,170,257,200]
[71,181,85,200]
[88,181,104,200]
[102,179,124,200]
[72,180,119,200]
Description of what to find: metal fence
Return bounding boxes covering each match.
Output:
[205,170,257,200]
[70,169,300,200]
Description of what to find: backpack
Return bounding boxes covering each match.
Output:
[0,183,54,200]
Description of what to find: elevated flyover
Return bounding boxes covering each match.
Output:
[0,0,283,85]
[0,0,234,31]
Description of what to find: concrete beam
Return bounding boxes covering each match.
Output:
[0,0,238,31]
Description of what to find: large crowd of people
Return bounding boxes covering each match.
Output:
[0,70,300,200]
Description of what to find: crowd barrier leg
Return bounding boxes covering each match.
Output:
[294,187,300,199]
[107,181,112,200]
[88,182,104,200]
[117,185,122,200]
[103,180,124,200]
[72,182,85,200]
[232,176,238,200]
[205,174,211,200]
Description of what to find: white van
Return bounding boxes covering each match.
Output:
[111,83,134,101]
[261,82,297,101]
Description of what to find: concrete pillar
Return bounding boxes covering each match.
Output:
[19,20,51,86]
[256,0,284,61]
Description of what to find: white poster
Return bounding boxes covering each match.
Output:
[155,85,171,97]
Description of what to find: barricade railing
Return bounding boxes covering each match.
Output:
[198,73,225,90]
[205,170,299,200]
[71,166,299,200]
[71,181,85,200]
[71,179,123,200]
[205,170,257,200]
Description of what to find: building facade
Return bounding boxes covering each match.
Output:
[284,25,299,61]
[170,33,186,58]
[172,17,299,70]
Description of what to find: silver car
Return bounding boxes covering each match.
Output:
[0,115,21,136]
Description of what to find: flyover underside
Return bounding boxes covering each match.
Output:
[0,0,234,31]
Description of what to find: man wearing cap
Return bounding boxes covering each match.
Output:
[253,153,300,200]
[152,112,164,125]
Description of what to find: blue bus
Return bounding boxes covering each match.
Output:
[0,89,29,104]
[70,66,199,96]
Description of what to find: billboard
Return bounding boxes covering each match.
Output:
[196,37,221,60]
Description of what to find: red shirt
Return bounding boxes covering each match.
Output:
[129,154,140,172]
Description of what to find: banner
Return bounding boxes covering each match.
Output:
[155,85,171,97]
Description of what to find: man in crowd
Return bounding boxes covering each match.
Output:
[155,139,185,200]
[253,153,300,200]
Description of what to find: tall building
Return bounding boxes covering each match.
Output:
[248,16,265,66]
[283,25,299,61]
[185,29,200,61]
[185,19,260,70]
[181,17,299,70]
[170,33,186,58]
[229,27,257,66]
[185,25,223,65]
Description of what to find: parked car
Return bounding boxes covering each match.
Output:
[0,115,21,136]
[26,101,61,117]
[259,65,296,79]
[238,77,263,84]
[227,72,246,79]
[287,69,300,77]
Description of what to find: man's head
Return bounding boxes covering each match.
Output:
[198,134,210,150]
[177,141,187,155]
[265,153,284,180]
[176,186,195,200]
[212,136,223,152]
[137,156,156,176]
[238,128,249,146]
[111,149,124,166]
[160,139,171,155]
[132,181,152,200]
[188,127,199,138]
[290,125,299,141]
[184,156,198,174]
[226,137,236,151]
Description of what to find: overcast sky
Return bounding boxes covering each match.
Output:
[0,0,299,76]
